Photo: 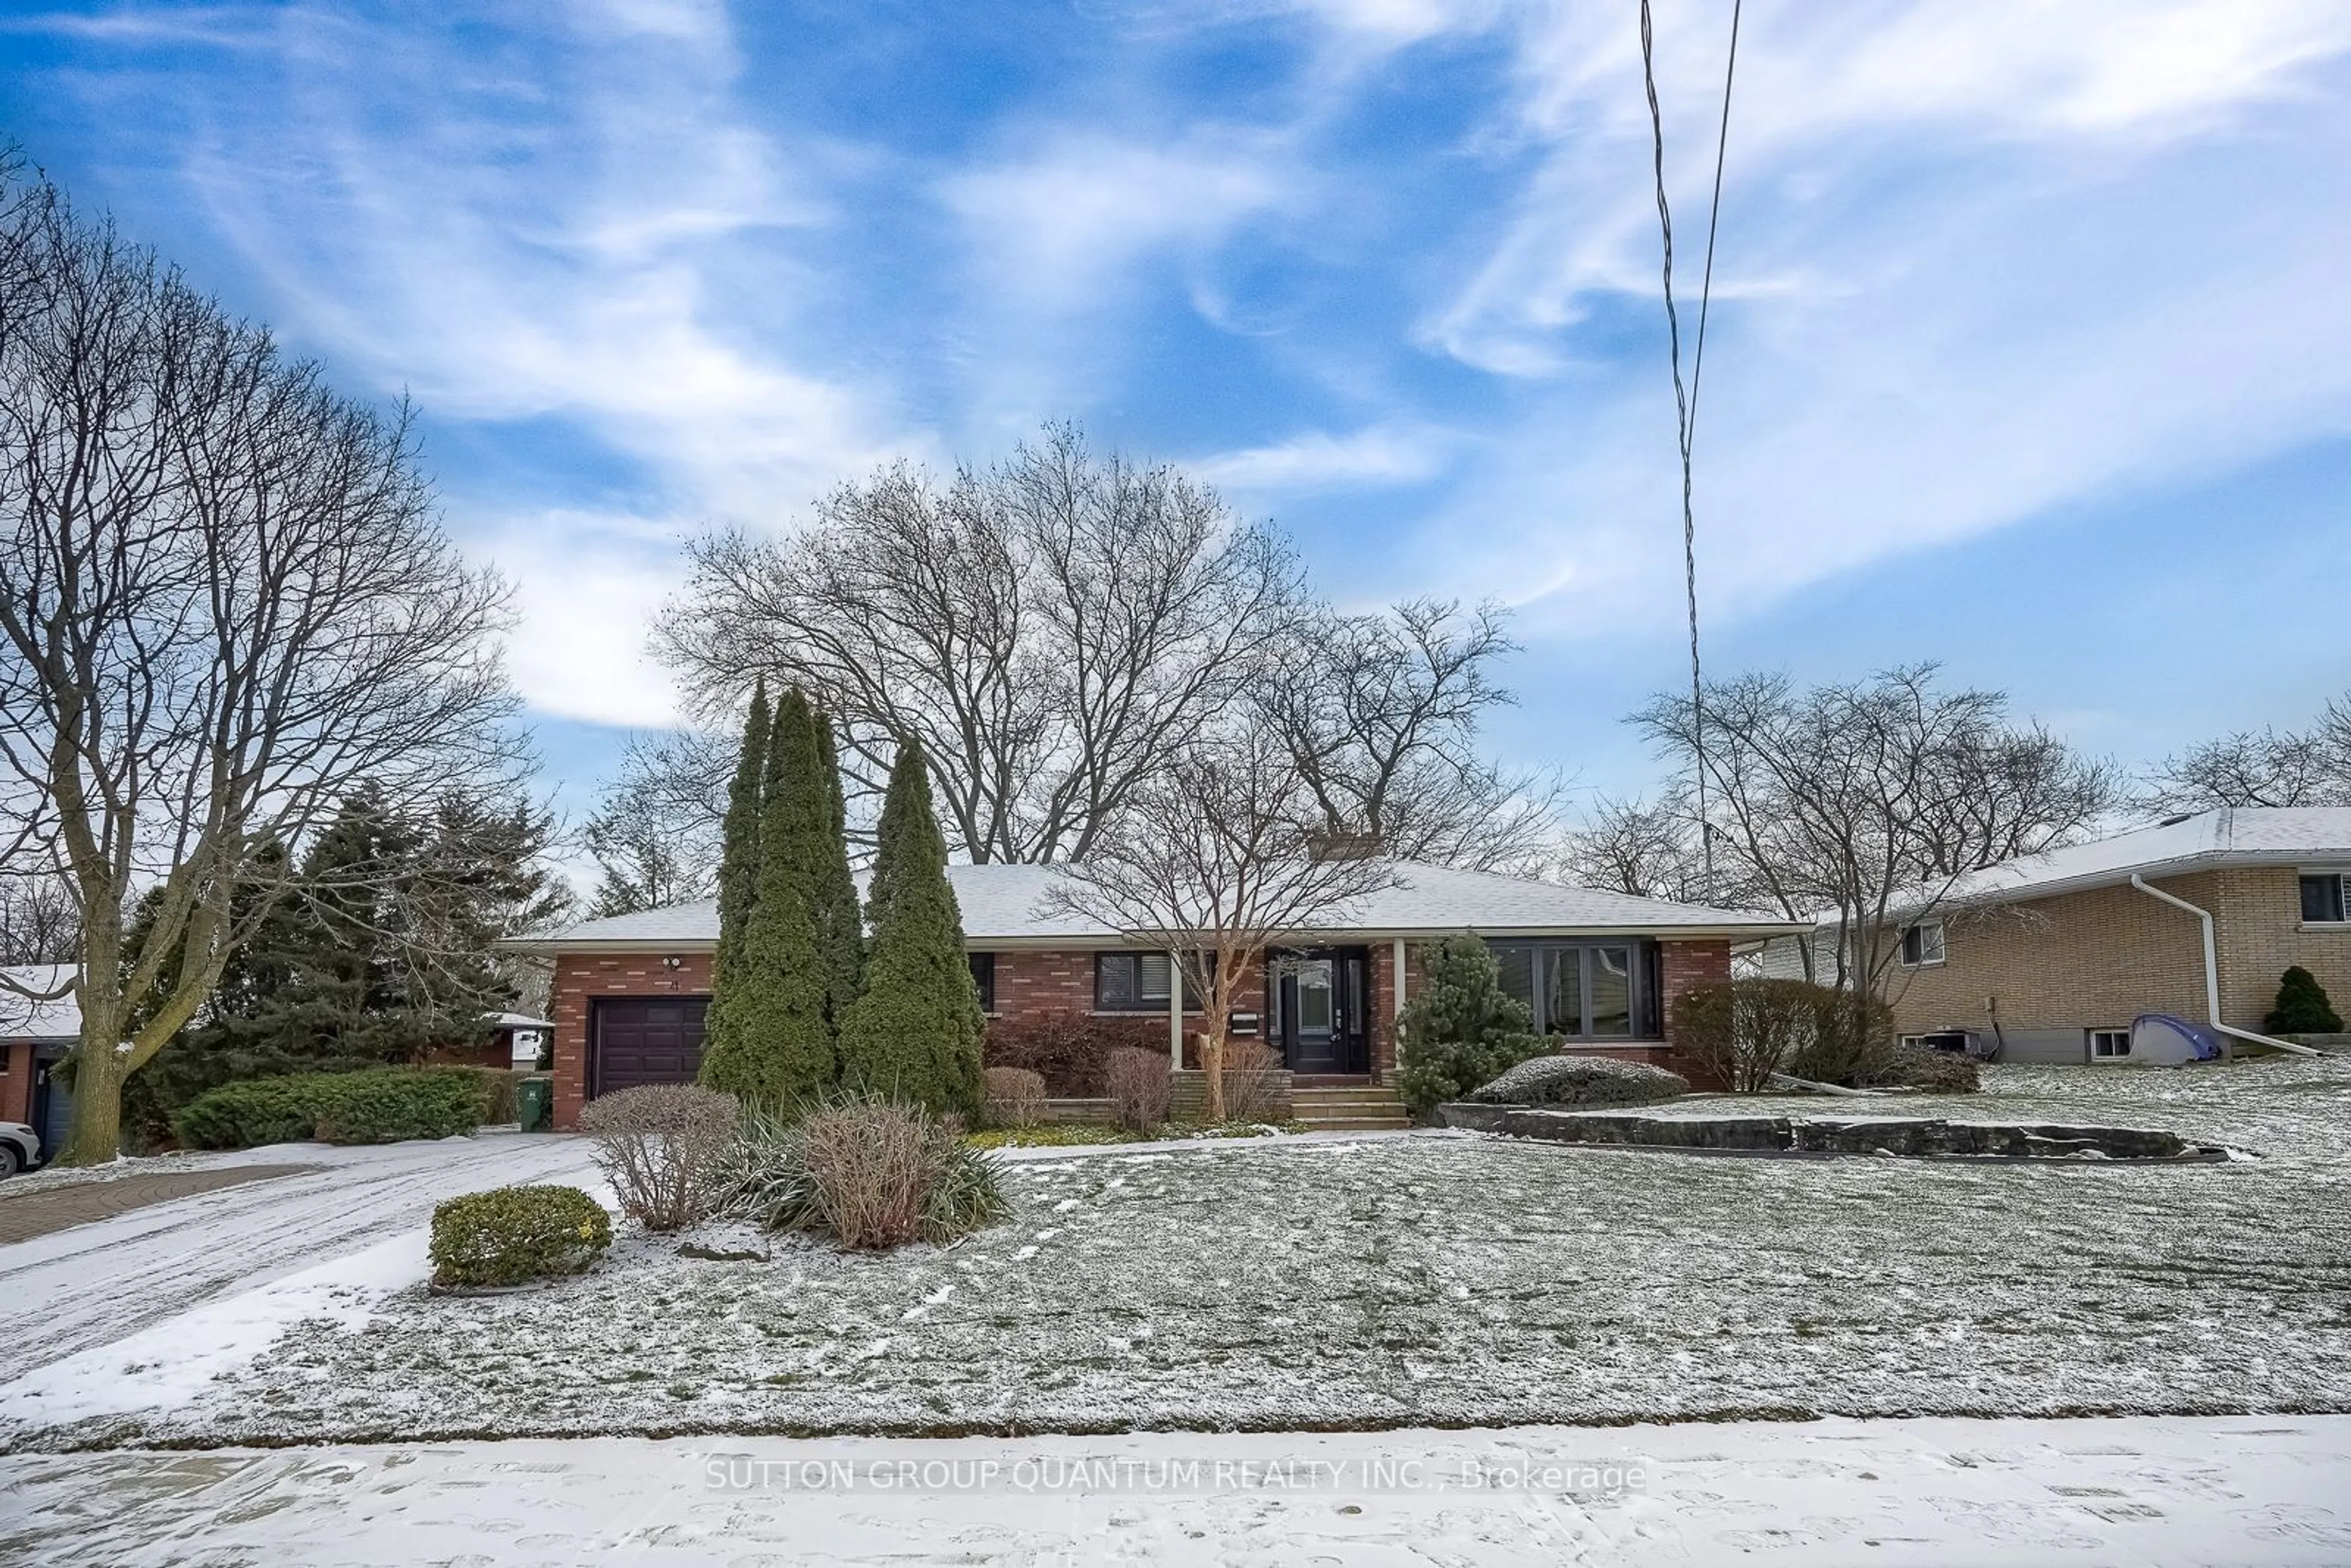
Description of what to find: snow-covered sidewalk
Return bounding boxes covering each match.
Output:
[3,1415,2347,1566]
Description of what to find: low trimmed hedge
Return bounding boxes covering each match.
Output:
[430,1185,612,1288]
[173,1067,487,1150]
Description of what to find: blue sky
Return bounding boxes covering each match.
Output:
[6,0,2349,824]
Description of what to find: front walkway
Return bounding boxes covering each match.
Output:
[3,1416,2345,1566]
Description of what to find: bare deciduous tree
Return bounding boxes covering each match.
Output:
[656,423,1304,863]
[1254,598,1558,872]
[1558,791,1710,902]
[1044,730,1400,1121]
[1633,664,2119,1009]
[583,762,720,918]
[2139,699,2351,814]
[0,168,522,1163]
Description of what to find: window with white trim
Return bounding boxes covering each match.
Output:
[1898,920,1947,967]
[2300,872,2350,924]
[2089,1027,2131,1060]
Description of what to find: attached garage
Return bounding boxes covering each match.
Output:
[591,996,709,1097]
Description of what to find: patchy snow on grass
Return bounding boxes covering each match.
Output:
[4,1416,2350,1566]
[5,1059,2349,1453]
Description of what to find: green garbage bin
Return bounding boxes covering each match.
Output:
[517,1076,553,1132]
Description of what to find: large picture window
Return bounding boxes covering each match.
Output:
[1488,940,1659,1038]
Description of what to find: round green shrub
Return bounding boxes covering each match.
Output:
[430,1185,612,1288]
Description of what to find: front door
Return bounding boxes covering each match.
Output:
[1273,948,1370,1073]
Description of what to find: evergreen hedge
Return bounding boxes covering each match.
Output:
[173,1067,486,1149]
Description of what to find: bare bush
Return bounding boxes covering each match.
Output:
[983,1009,1165,1095]
[1218,1038,1284,1124]
[580,1084,741,1232]
[1673,980,1894,1093]
[1105,1046,1172,1131]
[983,1066,1046,1129]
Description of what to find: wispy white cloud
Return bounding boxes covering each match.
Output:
[1192,422,1455,492]
[465,511,691,729]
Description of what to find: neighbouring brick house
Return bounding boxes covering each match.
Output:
[1769,807,2351,1064]
[514,861,1798,1130]
[0,964,80,1158]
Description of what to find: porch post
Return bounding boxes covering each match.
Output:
[1392,937,1408,1070]
[1168,948,1185,1069]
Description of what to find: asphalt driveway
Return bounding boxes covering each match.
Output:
[0,1133,595,1373]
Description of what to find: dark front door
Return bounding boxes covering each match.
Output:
[1273,948,1370,1074]
[593,997,710,1097]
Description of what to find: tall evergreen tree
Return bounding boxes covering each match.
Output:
[700,689,835,1105]
[714,680,771,978]
[812,711,864,1029]
[836,741,983,1117]
[702,682,770,1075]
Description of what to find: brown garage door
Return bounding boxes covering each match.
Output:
[592,997,710,1096]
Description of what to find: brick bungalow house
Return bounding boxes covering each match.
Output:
[1787,807,2351,1064]
[514,861,1800,1130]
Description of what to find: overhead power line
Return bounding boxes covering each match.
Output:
[1639,0,1742,895]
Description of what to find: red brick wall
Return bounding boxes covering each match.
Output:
[988,949,1104,1017]
[549,952,715,1131]
[1659,937,1733,1089]
[0,1041,31,1125]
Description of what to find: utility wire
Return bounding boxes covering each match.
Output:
[1640,0,1742,896]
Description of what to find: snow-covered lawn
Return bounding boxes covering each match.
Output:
[5,1416,2350,1566]
[7,1056,2347,1453]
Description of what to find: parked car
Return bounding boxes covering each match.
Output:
[0,1120,40,1176]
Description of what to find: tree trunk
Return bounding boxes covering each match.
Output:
[1202,1024,1228,1123]
[62,1009,127,1166]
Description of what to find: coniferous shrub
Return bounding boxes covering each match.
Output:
[835,741,984,1118]
[1392,934,1546,1116]
[812,713,865,1031]
[430,1185,611,1288]
[2266,966,2344,1034]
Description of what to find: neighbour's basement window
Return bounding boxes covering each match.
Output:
[968,952,996,1014]
[1095,951,1173,1012]
[2090,1027,2132,1059]
[1898,920,1947,967]
[2300,872,2349,924]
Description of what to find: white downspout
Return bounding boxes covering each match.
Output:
[2128,875,2319,1059]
